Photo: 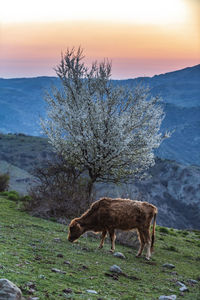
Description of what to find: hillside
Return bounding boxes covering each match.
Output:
[0,133,53,173]
[115,64,200,107]
[0,160,34,194]
[0,76,57,135]
[0,197,199,299]
[0,134,200,229]
[0,64,200,165]
[156,104,200,165]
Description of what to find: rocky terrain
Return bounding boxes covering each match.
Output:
[96,158,200,229]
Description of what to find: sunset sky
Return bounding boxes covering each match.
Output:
[0,0,199,79]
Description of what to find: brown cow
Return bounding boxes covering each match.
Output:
[68,197,157,260]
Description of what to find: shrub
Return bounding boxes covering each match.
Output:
[193,230,200,236]
[0,191,10,196]
[7,191,20,201]
[9,190,19,196]
[169,231,177,236]
[8,193,19,201]
[181,230,189,236]
[20,195,32,202]
[0,173,10,192]
[26,157,92,218]
[159,227,170,234]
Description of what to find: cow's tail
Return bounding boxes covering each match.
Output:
[151,208,157,253]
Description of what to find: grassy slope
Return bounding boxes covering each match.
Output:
[0,197,200,300]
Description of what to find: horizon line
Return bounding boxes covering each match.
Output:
[1,63,199,81]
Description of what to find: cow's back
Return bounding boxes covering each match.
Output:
[94,198,156,230]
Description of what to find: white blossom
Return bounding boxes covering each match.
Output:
[41,47,166,188]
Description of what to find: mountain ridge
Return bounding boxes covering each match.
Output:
[1,63,199,80]
[0,64,200,165]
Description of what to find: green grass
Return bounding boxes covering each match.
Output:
[0,197,199,300]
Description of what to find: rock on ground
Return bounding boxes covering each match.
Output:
[113,252,126,259]
[187,279,198,284]
[176,281,189,292]
[159,295,176,300]
[86,290,98,294]
[51,268,66,274]
[0,278,22,300]
[110,265,122,274]
[162,263,175,269]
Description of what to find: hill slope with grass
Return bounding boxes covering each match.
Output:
[0,196,199,299]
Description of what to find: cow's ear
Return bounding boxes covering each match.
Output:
[70,219,78,227]
[76,222,82,230]
[77,222,85,233]
[72,220,81,229]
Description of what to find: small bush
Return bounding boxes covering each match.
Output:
[168,228,177,236]
[9,190,19,196]
[8,191,20,201]
[193,230,200,236]
[0,173,10,192]
[0,191,10,196]
[196,242,200,247]
[159,227,170,234]
[181,230,189,236]
[20,195,32,202]
[0,190,30,204]
[169,231,177,236]
[177,230,184,235]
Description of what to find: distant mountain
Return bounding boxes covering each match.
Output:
[0,65,200,165]
[0,76,58,135]
[114,64,200,107]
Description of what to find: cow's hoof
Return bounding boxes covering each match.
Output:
[145,257,150,261]
[135,254,141,258]
[109,249,114,253]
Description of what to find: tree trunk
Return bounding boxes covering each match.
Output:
[87,178,95,205]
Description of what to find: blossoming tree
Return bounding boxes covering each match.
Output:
[42,47,166,196]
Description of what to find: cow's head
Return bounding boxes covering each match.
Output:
[68,219,84,242]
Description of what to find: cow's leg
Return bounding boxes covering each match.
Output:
[143,229,151,260]
[136,229,145,257]
[109,229,116,253]
[99,230,107,249]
